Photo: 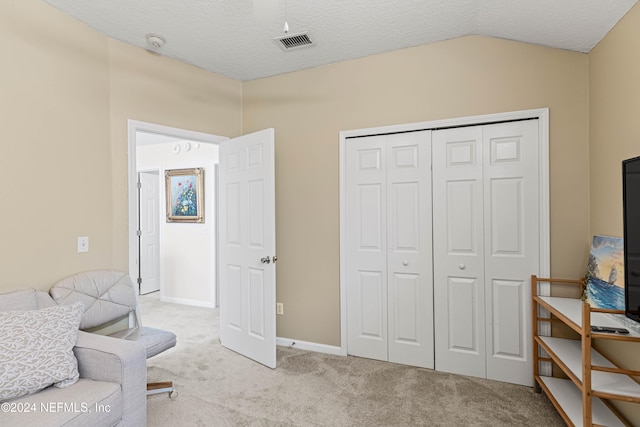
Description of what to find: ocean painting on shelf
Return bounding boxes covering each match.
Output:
[586,235,625,310]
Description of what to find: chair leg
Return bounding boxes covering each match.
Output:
[147,381,177,398]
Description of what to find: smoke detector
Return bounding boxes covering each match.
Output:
[274,31,314,51]
[146,33,166,49]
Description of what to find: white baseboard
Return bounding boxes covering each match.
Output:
[160,295,215,308]
[276,337,342,356]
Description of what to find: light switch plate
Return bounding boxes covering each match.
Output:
[77,236,89,253]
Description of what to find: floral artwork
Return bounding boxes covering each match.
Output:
[585,235,625,310]
[171,176,197,216]
[165,168,204,223]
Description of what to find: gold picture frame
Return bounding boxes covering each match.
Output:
[165,168,204,223]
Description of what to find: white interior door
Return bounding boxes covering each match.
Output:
[433,120,539,386]
[219,128,276,369]
[346,131,434,368]
[138,171,161,295]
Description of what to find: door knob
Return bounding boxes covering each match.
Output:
[261,256,271,264]
[458,264,466,270]
[402,260,409,266]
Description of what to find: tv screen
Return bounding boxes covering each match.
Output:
[624,156,640,323]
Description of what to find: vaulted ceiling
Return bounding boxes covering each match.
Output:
[44,0,637,81]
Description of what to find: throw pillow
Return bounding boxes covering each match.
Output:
[0,302,84,401]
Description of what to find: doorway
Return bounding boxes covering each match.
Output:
[128,121,278,369]
[127,120,227,307]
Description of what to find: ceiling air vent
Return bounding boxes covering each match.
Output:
[274,31,314,51]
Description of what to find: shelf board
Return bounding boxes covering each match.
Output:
[540,336,640,399]
[539,376,625,427]
[537,296,640,339]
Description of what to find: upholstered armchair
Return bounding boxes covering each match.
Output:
[49,270,177,397]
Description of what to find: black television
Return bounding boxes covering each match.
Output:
[623,156,640,323]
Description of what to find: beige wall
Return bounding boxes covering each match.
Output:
[243,35,591,346]
[589,4,640,236]
[0,0,242,292]
[589,3,640,422]
[0,0,111,290]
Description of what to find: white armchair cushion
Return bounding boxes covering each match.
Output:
[50,270,137,330]
[0,302,84,401]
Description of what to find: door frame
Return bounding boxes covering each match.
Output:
[339,108,551,361]
[127,120,227,304]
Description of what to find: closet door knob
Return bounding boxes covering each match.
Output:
[402,260,409,266]
[458,264,466,270]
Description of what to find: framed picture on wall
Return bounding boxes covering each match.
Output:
[165,168,204,223]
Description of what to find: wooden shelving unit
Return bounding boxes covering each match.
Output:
[532,275,640,426]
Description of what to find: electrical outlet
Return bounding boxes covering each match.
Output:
[77,236,89,253]
[276,303,284,315]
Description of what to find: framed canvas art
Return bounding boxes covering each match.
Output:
[165,168,204,223]
[585,235,625,310]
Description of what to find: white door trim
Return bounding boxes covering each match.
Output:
[339,108,551,357]
[127,120,228,305]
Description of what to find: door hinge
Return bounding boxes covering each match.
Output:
[137,277,142,285]
[137,181,142,189]
[136,229,141,237]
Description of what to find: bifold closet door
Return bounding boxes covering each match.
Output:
[345,131,434,369]
[432,126,486,378]
[433,120,539,386]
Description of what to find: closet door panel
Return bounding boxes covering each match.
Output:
[483,120,539,386]
[489,178,524,254]
[358,271,385,338]
[358,184,384,250]
[446,180,480,254]
[433,127,486,378]
[346,136,388,362]
[490,278,526,357]
[387,131,433,369]
[446,276,481,354]
[391,273,419,341]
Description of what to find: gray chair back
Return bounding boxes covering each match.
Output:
[50,270,138,330]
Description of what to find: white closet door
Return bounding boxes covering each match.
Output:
[483,121,538,386]
[346,135,388,362]
[433,120,539,386]
[346,131,433,368]
[433,126,486,378]
[387,132,433,369]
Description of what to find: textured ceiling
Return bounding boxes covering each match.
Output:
[43,0,637,81]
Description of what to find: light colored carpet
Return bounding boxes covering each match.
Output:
[141,294,564,426]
